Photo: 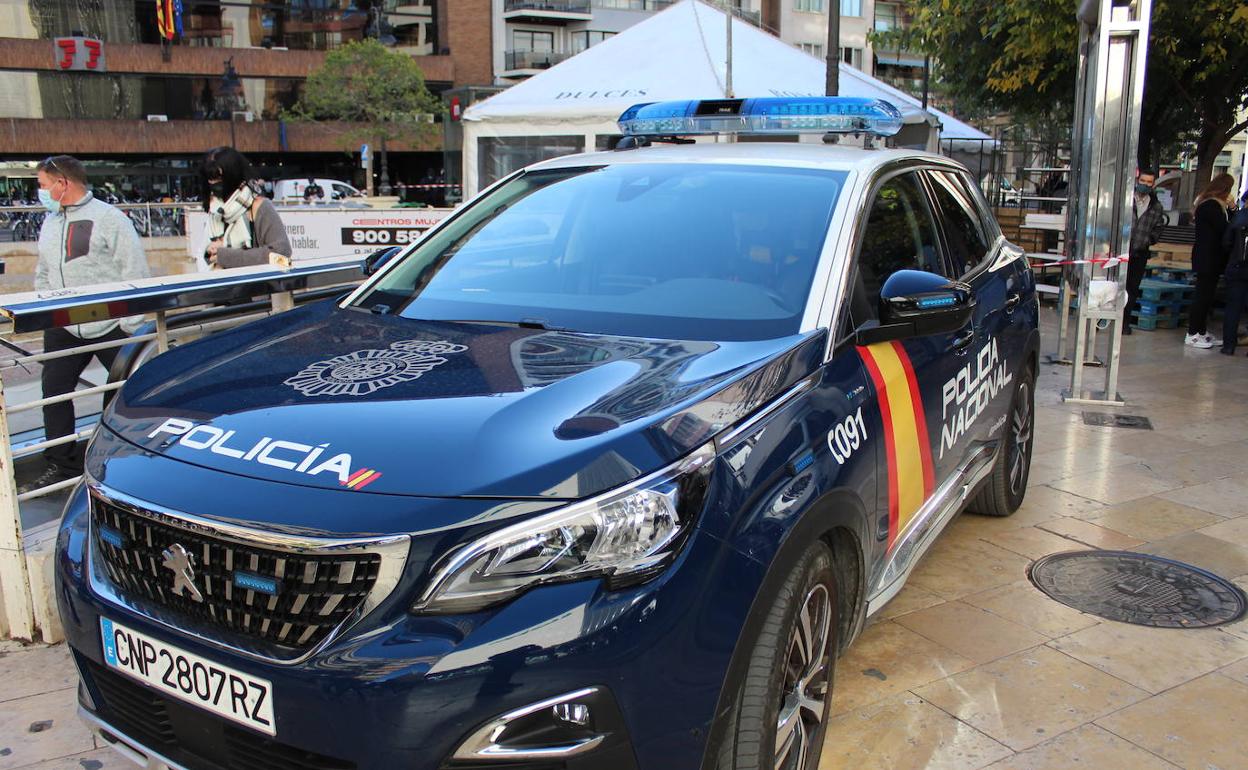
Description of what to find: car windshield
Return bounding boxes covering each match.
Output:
[349,163,846,341]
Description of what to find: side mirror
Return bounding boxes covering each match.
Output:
[856,270,975,345]
[364,246,402,276]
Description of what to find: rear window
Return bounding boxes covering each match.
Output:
[351,163,846,341]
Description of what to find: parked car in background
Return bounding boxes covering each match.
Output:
[272,178,363,204]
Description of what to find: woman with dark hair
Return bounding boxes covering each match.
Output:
[1185,172,1235,348]
[199,146,291,269]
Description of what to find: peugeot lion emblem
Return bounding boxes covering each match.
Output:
[162,543,204,603]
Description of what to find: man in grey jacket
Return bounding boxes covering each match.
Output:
[25,155,150,491]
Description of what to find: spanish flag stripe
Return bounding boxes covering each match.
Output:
[345,468,371,485]
[859,342,932,546]
[891,340,936,497]
[859,347,900,542]
[346,471,377,489]
[353,472,382,490]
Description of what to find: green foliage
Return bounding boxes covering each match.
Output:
[871,0,1078,122]
[881,0,1248,179]
[289,39,443,146]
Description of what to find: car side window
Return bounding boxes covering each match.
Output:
[852,172,945,325]
[928,170,991,276]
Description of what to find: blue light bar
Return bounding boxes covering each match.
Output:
[617,97,903,138]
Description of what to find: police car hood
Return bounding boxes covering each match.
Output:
[104,301,823,499]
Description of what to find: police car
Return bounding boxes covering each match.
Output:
[57,97,1039,770]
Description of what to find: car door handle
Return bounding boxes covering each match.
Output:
[1004,293,1022,313]
[951,328,976,352]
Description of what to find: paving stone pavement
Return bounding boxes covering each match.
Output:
[2,320,1248,769]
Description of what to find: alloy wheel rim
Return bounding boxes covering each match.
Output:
[1008,381,1033,496]
[774,583,831,770]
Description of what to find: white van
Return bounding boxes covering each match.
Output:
[273,178,363,204]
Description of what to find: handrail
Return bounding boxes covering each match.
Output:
[0,257,370,641]
[0,255,365,333]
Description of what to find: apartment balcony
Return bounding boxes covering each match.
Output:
[503,0,593,23]
[503,49,574,76]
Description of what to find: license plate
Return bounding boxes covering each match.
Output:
[100,617,276,736]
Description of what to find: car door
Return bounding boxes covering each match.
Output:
[923,168,1022,455]
[847,169,964,550]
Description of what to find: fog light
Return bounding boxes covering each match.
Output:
[452,687,606,761]
[553,702,591,727]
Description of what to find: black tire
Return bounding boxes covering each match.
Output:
[717,541,838,770]
[969,364,1036,517]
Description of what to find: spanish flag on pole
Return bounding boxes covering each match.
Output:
[156,0,175,40]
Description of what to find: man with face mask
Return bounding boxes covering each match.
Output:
[25,155,150,492]
[1122,168,1166,334]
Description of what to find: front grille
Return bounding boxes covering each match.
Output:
[91,497,381,653]
[83,657,355,770]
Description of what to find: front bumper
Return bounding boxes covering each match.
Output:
[57,484,765,770]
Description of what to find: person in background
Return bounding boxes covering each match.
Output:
[23,155,150,492]
[1186,173,1235,348]
[200,146,292,268]
[1123,168,1166,335]
[1220,189,1248,355]
[303,177,324,203]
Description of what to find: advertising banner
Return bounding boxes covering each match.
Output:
[187,208,453,267]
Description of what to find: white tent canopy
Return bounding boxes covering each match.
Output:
[461,0,990,195]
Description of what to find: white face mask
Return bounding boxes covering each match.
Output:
[38,187,61,213]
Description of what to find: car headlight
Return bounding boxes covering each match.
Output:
[414,443,716,614]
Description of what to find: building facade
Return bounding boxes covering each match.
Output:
[0,0,493,199]
[488,0,923,94]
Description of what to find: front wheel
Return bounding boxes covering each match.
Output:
[969,364,1036,516]
[716,541,838,770]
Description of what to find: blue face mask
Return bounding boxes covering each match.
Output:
[37,187,60,214]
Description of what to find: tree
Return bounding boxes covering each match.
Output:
[879,0,1248,187]
[290,39,442,195]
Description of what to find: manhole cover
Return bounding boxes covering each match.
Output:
[1029,551,1247,628]
[1082,412,1153,430]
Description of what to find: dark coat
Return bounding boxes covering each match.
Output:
[1224,207,1248,281]
[1192,198,1229,275]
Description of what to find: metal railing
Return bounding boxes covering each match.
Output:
[0,203,193,243]
[505,0,592,12]
[504,49,575,70]
[0,256,368,641]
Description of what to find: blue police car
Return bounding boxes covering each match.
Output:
[57,98,1039,770]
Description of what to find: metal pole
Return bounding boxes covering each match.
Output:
[725,3,733,98]
[0,377,35,641]
[825,0,840,96]
[156,310,170,353]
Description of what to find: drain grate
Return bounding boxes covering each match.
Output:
[1029,551,1247,628]
[1082,412,1153,430]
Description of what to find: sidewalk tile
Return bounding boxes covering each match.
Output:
[1080,497,1222,541]
[1036,519,1144,550]
[822,691,1011,770]
[914,646,1148,752]
[895,601,1048,665]
[0,646,76,705]
[963,582,1100,639]
[981,724,1178,770]
[831,621,975,717]
[1050,623,1248,694]
[0,691,94,770]
[1097,673,1248,770]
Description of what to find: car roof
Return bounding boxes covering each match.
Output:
[526,141,954,176]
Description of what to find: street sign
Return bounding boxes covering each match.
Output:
[360,143,370,169]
